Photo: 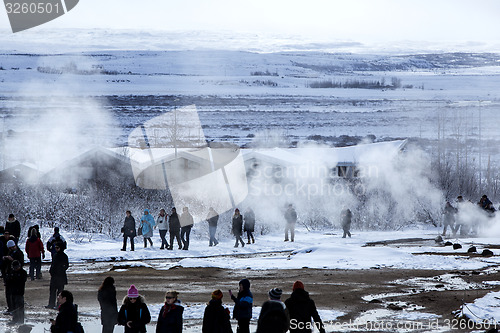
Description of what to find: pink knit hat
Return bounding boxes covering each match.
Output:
[128,285,139,298]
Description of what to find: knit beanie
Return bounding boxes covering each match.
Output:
[212,289,223,300]
[239,278,250,290]
[269,288,282,300]
[293,280,304,291]
[6,240,15,248]
[128,285,139,298]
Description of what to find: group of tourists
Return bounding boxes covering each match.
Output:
[0,215,68,326]
[442,194,498,237]
[95,277,325,333]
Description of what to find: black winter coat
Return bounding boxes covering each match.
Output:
[118,296,151,333]
[256,300,289,333]
[123,216,137,237]
[5,220,21,240]
[98,285,118,326]
[202,299,233,333]
[285,289,325,333]
[49,251,69,284]
[51,302,78,333]
[232,215,243,237]
[6,267,27,296]
[156,301,184,333]
[169,213,181,233]
[243,211,255,233]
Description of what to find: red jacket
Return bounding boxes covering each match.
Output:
[25,237,45,259]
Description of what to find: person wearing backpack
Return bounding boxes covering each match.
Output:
[256,288,289,333]
[118,285,151,333]
[47,227,67,259]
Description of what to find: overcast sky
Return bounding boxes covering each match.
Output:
[1,0,499,43]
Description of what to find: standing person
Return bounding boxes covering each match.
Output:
[140,209,156,248]
[156,209,169,250]
[232,209,245,248]
[122,210,137,251]
[5,214,21,245]
[180,207,194,250]
[202,289,232,333]
[25,228,45,280]
[46,242,69,310]
[285,281,325,333]
[340,208,352,238]
[206,207,219,247]
[229,278,253,333]
[156,290,184,333]
[2,239,24,314]
[442,201,457,236]
[50,290,78,333]
[118,285,151,333]
[243,208,255,245]
[98,276,118,333]
[168,208,182,250]
[6,260,27,325]
[256,288,289,333]
[47,227,67,259]
[284,204,297,242]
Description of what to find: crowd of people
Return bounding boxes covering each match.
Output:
[442,194,498,237]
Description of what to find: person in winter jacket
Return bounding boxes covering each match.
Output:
[47,242,69,309]
[122,210,137,251]
[50,290,79,333]
[25,228,45,280]
[168,208,182,250]
[206,208,219,247]
[118,285,151,333]
[98,276,118,333]
[202,290,232,333]
[156,209,169,250]
[442,202,457,236]
[256,288,289,333]
[140,209,156,248]
[243,208,255,244]
[6,260,27,324]
[340,208,352,238]
[284,204,297,242]
[3,239,24,313]
[156,290,184,333]
[232,209,245,248]
[285,281,325,333]
[46,227,67,259]
[180,207,194,250]
[229,278,253,333]
[5,214,21,245]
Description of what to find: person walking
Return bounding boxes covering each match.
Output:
[180,207,194,250]
[256,288,289,333]
[284,204,297,242]
[156,209,170,250]
[140,209,156,248]
[6,260,27,325]
[118,285,151,333]
[206,207,219,247]
[229,278,253,333]
[25,228,45,280]
[2,239,24,314]
[46,242,69,310]
[168,208,182,250]
[50,290,79,333]
[5,214,21,245]
[340,208,352,238]
[285,281,325,333]
[244,208,255,245]
[156,290,184,333]
[122,211,137,251]
[202,290,232,333]
[232,209,245,248]
[98,276,118,333]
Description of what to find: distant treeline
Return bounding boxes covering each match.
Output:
[308,77,403,89]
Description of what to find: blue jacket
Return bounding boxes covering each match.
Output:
[140,210,156,237]
[231,289,253,320]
